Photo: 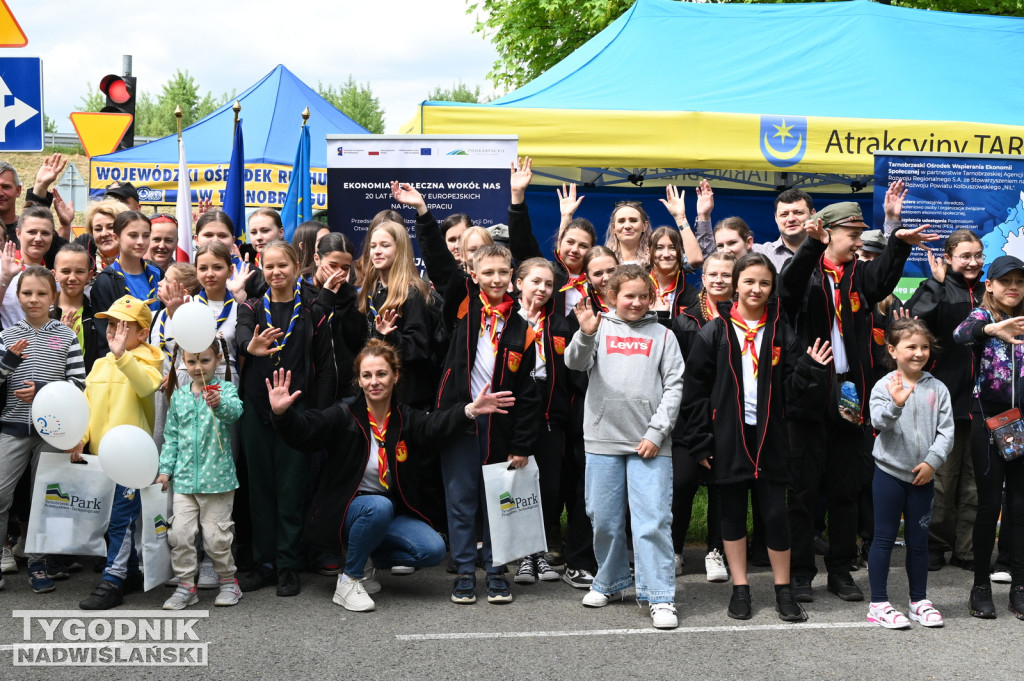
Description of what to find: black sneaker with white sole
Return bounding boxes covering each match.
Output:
[486,574,513,603]
[514,557,537,584]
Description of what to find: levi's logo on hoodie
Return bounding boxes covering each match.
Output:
[605,335,652,357]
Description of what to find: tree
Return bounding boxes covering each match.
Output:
[427,81,482,103]
[79,85,104,112]
[137,69,227,137]
[43,114,58,134]
[470,0,1024,91]
[318,77,385,133]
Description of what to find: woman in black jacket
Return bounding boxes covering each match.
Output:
[269,339,513,612]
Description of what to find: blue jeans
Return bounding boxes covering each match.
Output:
[868,466,934,603]
[585,453,674,604]
[341,494,446,578]
[103,485,141,586]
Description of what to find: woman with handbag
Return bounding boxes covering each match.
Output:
[953,254,1024,620]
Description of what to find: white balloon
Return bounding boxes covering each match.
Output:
[170,302,217,354]
[98,425,159,489]
[31,381,90,450]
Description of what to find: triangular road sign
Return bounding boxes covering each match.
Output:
[0,0,27,47]
[69,112,133,157]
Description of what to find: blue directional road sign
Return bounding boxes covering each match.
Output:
[0,57,43,152]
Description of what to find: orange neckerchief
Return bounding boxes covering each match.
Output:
[651,271,680,305]
[367,407,392,490]
[730,303,768,378]
[532,308,547,362]
[479,292,514,355]
[560,272,588,297]
[822,256,846,335]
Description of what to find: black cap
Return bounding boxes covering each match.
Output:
[104,181,139,202]
[987,255,1024,280]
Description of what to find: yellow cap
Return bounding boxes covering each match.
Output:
[94,295,154,329]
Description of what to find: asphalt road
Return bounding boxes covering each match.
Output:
[0,547,1019,681]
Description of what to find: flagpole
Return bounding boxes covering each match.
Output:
[233,100,241,131]
[175,105,182,140]
[302,106,310,127]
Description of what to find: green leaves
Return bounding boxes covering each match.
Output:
[318,77,386,134]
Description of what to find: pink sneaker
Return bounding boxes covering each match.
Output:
[908,599,944,627]
[867,601,910,629]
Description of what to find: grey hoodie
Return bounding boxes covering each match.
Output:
[565,311,684,456]
[869,371,954,483]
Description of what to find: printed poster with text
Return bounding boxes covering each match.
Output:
[326,135,517,274]
[874,152,1024,299]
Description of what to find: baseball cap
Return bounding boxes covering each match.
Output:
[987,255,1024,281]
[817,202,869,231]
[95,295,154,328]
[104,181,139,202]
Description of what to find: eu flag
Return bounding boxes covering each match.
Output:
[281,124,311,242]
[223,119,246,243]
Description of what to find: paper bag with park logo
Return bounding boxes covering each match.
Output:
[482,458,546,566]
[139,484,173,591]
[26,453,115,556]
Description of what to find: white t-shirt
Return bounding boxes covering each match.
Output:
[732,318,764,426]
[471,316,503,398]
[563,287,583,317]
[0,272,24,329]
[518,307,547,381]
[825,275,850,374]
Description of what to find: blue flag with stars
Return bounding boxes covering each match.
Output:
[281,124,311,241]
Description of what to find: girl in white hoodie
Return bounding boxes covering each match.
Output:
[565,264,684,630]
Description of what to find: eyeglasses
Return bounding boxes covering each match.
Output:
[704,272,732,280]
[953,253,985,264]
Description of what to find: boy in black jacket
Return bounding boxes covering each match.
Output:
[392,181,542,606]
[777,184,936,604]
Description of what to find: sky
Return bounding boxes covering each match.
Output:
[8,0,501,134]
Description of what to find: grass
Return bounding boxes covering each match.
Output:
[6,150,91,226]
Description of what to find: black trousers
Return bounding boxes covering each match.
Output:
[672,445,723,553]
[788,417,865,579]
[561,433,597,572]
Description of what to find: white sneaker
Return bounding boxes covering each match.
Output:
[705,549,729,583]
[391,565,415,575]
[12,537,25,559]
[582,588,616,608]
[364,568,381,595]
[650,602,678,629]
[673,553,684,577]
[197,557,218,589]
[163,584,199,610]
[908,599,944,627]
[1,546,17,573]
[214,578,242,607]
[866,601,910,629]
[991,569,1012,584]
[333,575,376,612]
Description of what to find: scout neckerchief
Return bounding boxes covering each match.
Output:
[479,292,514,355]
[197,289,234,329]
[157,311,173,362]
[822,256,846,335]
[730,303,768,378]
[263,280,301,364]
[111,257,157,301]
[367,407,392,490]
[559,272,588,297]
[651,270,680,307]
[532,308,547,362]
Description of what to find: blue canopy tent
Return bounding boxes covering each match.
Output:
[90,64,369,209]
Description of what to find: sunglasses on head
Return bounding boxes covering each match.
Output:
[150,213,178,225]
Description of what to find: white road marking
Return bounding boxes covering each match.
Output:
[397,620,875,641]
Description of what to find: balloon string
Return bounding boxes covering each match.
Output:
[199,372,225,455]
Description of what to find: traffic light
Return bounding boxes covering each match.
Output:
[99,74,137,150]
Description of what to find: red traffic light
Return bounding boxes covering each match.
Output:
[100,74,131,104]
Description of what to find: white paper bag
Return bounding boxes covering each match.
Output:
[25,453,115,556]
[482,458,546,566]
[139,484,173,591]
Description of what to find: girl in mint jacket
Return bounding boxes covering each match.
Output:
[155,339,244,609]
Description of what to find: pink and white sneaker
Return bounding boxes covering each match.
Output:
[867,601,910,629]
[908,599,944,627]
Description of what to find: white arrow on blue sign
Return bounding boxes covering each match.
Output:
[0,57,42,152]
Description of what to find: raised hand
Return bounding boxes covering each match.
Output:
[470,382,516,416]
[6,338,29,358]
[885,372,915,407]
[1,241,21,283]
[52,187,75,231]
[805,216,827,243]
[60,308,78,329]
[925,246,947,283]
[227,260,254,303]
[574,298,601,335]
[557,183,584,219]
[695,179,714,221]
[247,324,284,356]
[265,368,302,415]
[806,338,833,366]
[159,279,188,316]
[375,308,399,336]
[659,184,687,223]
[390,181,427,215]
[894,223,940,247]
[33,152,67,192]
[194,197,213,224]
[109,320,130,358]
[884,179,908,220]
[510,156,533,203]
